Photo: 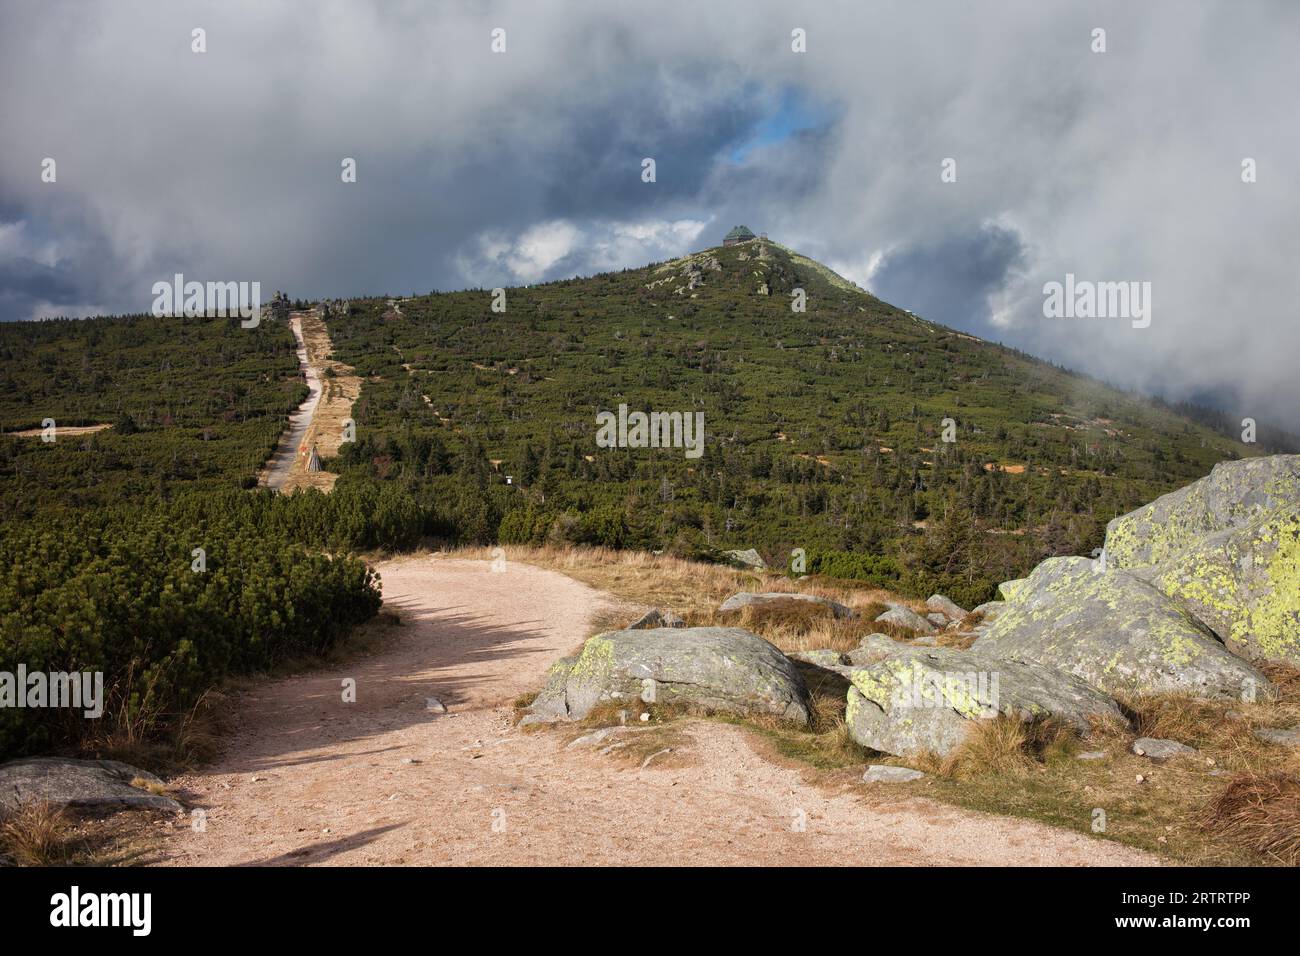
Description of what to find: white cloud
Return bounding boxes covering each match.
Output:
[456,217,708,287]
[508,220,581,282]
[829,248,888,293]
[2,0,1298,426]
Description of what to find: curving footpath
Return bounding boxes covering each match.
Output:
[161,556,1157,866]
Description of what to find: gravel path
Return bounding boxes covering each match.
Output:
[258,312,320,490]
[160,556,1156,866]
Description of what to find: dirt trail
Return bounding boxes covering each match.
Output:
[256,309,361,493]
[161,557,1155,866]
[257,312,320,490]
[6,423,112,438]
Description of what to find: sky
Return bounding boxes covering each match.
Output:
[2,0,1297,429]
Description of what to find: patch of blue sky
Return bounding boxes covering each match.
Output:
[727,87,837,163]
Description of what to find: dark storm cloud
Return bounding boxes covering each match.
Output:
[538,69,769,218]
[1,0,1298,427]
[0,256,80,320]
[869,224,1029,335]
[0,254,77,304]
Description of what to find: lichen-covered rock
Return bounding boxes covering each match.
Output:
[970,601,1004,622]
[723,548,767,570]
[1006,555,1094,595]
[850,633,911,661]
[1101,457,1300,667]
[973,557,1272,700]
[719,591,855,620]
[0,758,180,813]
[1105,455,1300,567]
[526,627,809,724]
[874,605,935,634]
[843,642,1122,758]
[998,578,1027,601]
[926,594,968,620]
[1127,508,1300,665]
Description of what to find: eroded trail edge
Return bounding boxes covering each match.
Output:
[162,556,1155,866]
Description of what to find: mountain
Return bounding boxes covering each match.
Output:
[0,238,1274,756]
[320,238,1261,603]
[0,239,1268,605]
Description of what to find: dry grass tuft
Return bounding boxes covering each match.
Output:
[1200,771,1300,865]
[915,716,1078,780]
[712,600,856,654]
[129,777,172,799]
[1260,662,1300,702]
[723,598,835,633]
[453,543,917,656]
[1127,694,1227,745]
[0,802,76,866]
[93,687,227,775]
[933,630,979,649]
[1117,693,1297,773]
[944,715,1037,777]
[585,604,640,637]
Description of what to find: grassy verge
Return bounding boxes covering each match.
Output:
[483,543,1300,866]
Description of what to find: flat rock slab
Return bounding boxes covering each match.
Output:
[566,727,622,749]
[1132,737,1197,760]
[719,591,855,620]
[527,626,810,725]
[862,765,925,783]
[1254,726,1300,747]
[0,757,180,813]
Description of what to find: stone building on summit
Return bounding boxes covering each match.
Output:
[723,225,756,246]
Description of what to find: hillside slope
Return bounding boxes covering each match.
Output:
[321,239,1258,604]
